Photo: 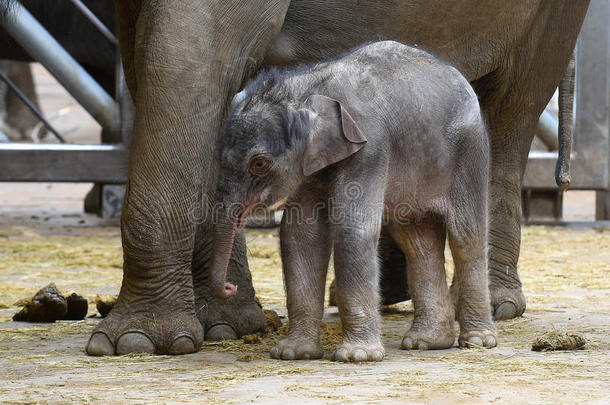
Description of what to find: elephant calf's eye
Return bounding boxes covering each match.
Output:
[248,156,272,176]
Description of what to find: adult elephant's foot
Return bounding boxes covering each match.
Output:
[490,285,526,321]
[331,340,385,362]
[199,296,266,341]
[86,293,204,356]
[270,336,323,360]
[191,226,267,341]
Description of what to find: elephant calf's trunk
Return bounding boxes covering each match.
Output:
[555,50,575,191]
[209,216,238,299]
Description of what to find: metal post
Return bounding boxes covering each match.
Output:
[536,108,559,151]
[0,1,120,140]
[68,0,118,46]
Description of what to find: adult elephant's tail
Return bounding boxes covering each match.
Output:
[556,50,575,190]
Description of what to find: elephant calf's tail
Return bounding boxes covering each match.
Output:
[555,50,575,191]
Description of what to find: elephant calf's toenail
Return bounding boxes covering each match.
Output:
[467,336,483,347]
[116,332,155,355]
[334,348,349,362]
[352,349,368,362]
[484,335,497,348]
[169,336,197,355]
[86,333,114,356]
[372,350,384,361]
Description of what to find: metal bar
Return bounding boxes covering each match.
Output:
[536,108,559,151]
[0,2,120,140]
[524,152,607,190]
[116,52,134,147]
[0,70,66,143]
[68,0,118,46]
[0,143,128,182]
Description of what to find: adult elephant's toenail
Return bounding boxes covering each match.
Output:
[86,332,114,356]
[116,332,155,355]
[205,324,237,341]
[281,348,295,360]
[493,301,519,321]
[169,335,197,355]
[417,341,429,351]
[401,337,414,350]
[270,345,281,359]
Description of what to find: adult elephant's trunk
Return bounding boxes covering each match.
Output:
[209,213,239,299]
[555,50,575,190]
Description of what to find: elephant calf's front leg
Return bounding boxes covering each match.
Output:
[271,204,331,360]
[332,226,385,362]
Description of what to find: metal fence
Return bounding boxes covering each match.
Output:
[0,0,608,221]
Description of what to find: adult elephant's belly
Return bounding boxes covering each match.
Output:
[263,0,539,82]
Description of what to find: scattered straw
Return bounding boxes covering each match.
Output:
[242,334,262,344]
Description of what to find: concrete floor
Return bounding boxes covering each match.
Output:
[0,197,608,404]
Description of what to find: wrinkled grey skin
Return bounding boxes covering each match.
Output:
[73,0,588,356]
[212,41,496,362]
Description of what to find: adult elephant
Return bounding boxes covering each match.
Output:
[75,0,589,355]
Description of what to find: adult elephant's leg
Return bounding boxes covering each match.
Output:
[377,229,409,305]
[87,0,289,355]
[191,222,266,340]
[480,53,574,319]
[485,117,530,321]
[478,2,587,321]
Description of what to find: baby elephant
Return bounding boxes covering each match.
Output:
[211,41,496,362]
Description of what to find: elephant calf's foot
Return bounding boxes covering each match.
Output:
[459,330,497,348]
[491,286,526,320]
[401,324,455,350]
[331,341,385,363]
[270,336,323,360]
[86,307,204,356]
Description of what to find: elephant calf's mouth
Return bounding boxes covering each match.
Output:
[235,195,262,229]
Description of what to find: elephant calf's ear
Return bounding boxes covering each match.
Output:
[302,95,367,176]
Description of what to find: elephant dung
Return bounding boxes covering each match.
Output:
[532,331,586,351]
[12,283,68,322]
[63,293,88,320]
[263,309,282,333]
[95,295,117,317]
[242,334,262,344]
